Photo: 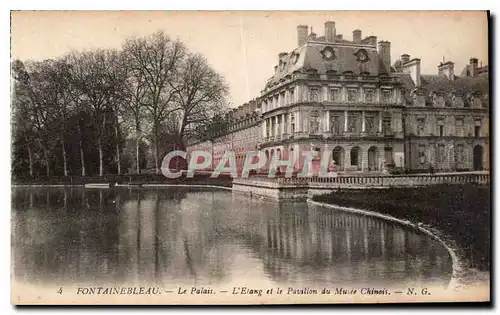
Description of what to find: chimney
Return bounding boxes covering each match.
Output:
[297,25,308,47]
[401,58,421,87]
[367,36,377,46]
[324,21,336,42]
[378,41,391,74]
[470,57,478,77]
[438,61,455,80]
[353,29,362,44]
[400,54,410,64]
[336,34,343,41]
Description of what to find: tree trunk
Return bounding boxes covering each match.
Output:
[23,132,34,177]
[78,123,86,176]
[43,148,50,177]
[61,137,68,176]
[99,114,106,177]
[27,145,33,178]
[136,129,141,175]
[154,124,160,175]
[98,137,104,177]
[115,124,121,175]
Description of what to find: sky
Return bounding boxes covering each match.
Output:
[11,11,488,107]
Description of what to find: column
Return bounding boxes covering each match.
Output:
[269,117,273,137]
[324,110,330,132]
[262,119,267,138]
[287,113,292,135]
[296,111,301,132]
[303,111,309,133]
[344,110,348,133]
[274,116,279,137]
[361,111,366,134]
[281,114,286,135]
[322,86,328,102]
[296,85,302,102]
[378,112,383,134]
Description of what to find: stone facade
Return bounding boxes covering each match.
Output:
[187,21,489,174]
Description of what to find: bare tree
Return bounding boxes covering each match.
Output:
[169,53,229,149]
[123,31,186,174]
[66,49,123,176]
[16,60,63,177]
[48,59,72,176]
[11,60,35,177]
[121,54,148,174]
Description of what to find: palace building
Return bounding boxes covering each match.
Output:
[187,21,489,174]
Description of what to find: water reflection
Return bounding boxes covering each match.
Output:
[11,187,452,288]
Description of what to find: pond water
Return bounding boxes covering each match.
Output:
[11,187,453,289]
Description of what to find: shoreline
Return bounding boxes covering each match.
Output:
[11,183,233,190]
[306,198,485,291]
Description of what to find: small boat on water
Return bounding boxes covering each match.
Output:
[84,183,111,189]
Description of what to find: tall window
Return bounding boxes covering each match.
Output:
[475,119,482,138]
[348,114,358,133]
[382,90,392,103]
[455,118,464,137]
[310,118,319,134]
[348,89,358,102]
[351,147,360,166]
[365,115,375,134]
[385,147,394,165]
[418,145,426,164]
[382,118,392,135]
[280,92,285,106]
[455,144,464,167]
[417,117,425,135]
[289,89,295,104]
[437,118,445,137]
[331,115,343,135]
[436,144,445,166]
[309,88,320,102]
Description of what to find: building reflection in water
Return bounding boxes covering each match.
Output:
[11,187,452,288]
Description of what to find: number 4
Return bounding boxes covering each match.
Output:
[57,287,63,295]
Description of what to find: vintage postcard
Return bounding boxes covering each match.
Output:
[10,10,490,305]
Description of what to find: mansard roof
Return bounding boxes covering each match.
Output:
[420,73,489,96]
[265,41,381,87]
[394,73,415,104]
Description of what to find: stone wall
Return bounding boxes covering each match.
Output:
[233,172,489,200]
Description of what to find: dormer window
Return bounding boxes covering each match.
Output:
[321,46,336,61]
[279,60,286,72]
[354,49,370,63]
